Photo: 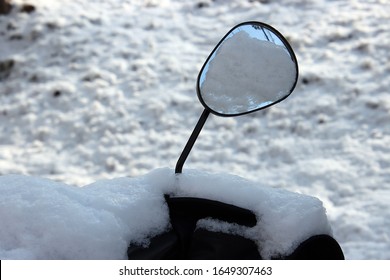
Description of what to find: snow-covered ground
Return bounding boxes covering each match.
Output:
[0,0,389,259]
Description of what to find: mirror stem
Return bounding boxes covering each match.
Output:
[175,109,210,174]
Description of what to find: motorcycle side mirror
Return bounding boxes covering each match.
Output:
[198,22,298,116]
[175,21,298,173]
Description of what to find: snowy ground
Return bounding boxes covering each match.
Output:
[0,0,389,259]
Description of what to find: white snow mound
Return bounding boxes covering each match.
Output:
[0,168,331,259]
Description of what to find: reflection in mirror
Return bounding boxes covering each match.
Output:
[198,22,298,116]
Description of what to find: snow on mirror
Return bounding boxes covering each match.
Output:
[198,22,298,116]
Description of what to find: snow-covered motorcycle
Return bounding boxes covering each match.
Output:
[127,21,344,260]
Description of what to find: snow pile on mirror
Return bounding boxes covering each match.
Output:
[0,168,331,259]
[200,30,297,114]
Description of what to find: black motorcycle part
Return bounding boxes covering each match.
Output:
[127,196,344,260]
[285,234,344,260]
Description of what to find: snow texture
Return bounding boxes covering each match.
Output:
[0,0,390,259]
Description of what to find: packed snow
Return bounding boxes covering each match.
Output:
[0,168,331,259]
[0,0,390,259]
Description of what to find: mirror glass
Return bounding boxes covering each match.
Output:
[198,22,298,116]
